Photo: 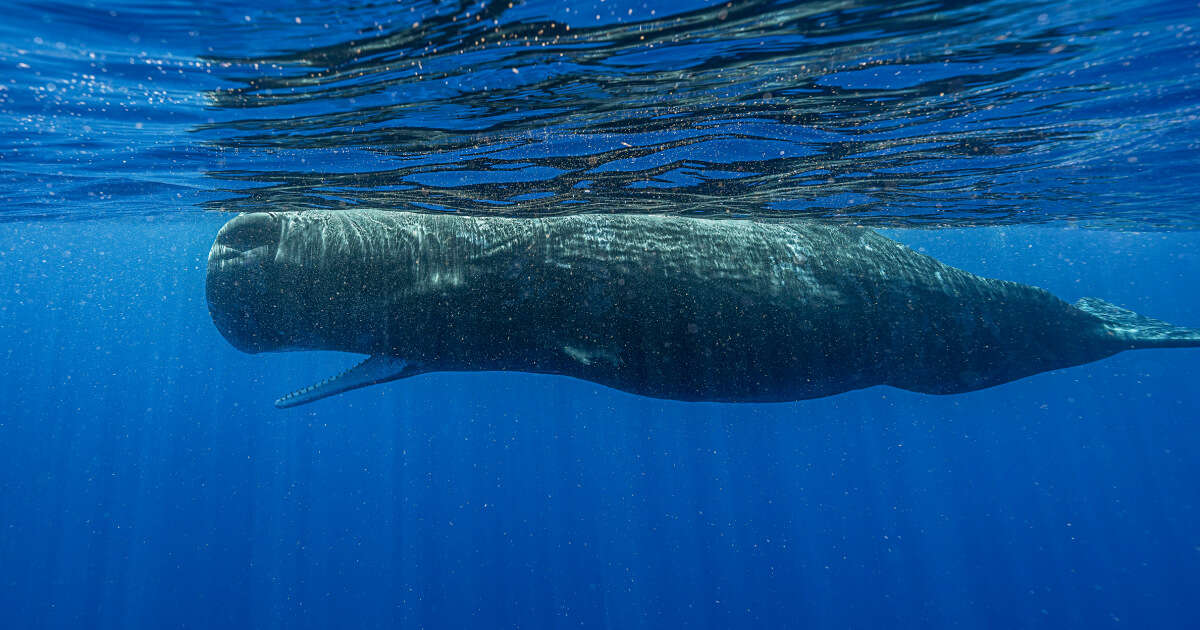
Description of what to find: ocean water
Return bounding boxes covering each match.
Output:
[2,0,1199,628]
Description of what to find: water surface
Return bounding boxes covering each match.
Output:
[3,0,1198,225]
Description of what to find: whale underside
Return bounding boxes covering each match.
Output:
[205,210,1200,408]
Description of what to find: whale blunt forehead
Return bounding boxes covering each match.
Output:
[211,212,282,264]
[214,211,348,268]
[206,212,287,354]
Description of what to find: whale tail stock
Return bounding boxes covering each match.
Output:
[1075,297,1200,350]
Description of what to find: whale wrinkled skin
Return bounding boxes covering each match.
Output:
[205,210,1200,408]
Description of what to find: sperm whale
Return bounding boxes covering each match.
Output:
[205,210,1200,408]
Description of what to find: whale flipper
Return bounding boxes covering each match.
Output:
[1076,297,1200,349]
[274,356,419,409]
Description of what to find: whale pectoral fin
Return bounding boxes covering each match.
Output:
[274,355,419,409]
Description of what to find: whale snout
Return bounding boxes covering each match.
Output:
[209,212,282,269]
[206,213,286,354]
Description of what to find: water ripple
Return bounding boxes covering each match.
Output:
[2,0,1197,226]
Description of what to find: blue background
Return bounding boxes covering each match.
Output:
[2,0,1199,627]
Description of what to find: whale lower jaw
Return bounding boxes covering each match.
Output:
[274,355,420,408]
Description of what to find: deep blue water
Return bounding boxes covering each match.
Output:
[2,0,1200,628]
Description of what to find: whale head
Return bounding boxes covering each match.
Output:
[207,211,411,356]
[207,211,443,406]
[209,210,482,361]
[206,212,295,354]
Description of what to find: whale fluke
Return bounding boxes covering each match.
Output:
[274,356,420,409]
[1075,297,1200,350]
